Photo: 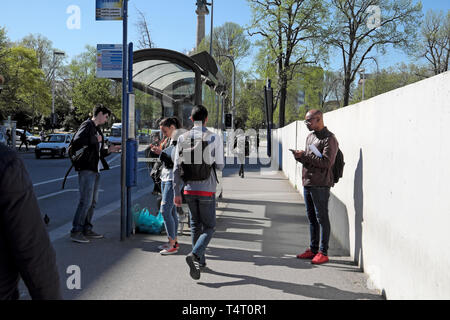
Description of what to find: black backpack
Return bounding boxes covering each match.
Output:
[332,148,345,184]
[62,131,88,189]
[179,132,218,183]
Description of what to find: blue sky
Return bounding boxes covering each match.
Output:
[1,0,449,73]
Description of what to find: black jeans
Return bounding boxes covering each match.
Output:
[303,186,331,255]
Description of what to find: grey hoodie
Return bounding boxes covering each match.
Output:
[173,126,224,196]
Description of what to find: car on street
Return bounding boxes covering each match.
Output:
[35,133,73,159]
[16,129,41,145]
[105,123,123,146]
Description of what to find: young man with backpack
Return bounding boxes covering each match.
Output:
[69,104,121,243]
[292,109,339,265]
[173,105,224,280]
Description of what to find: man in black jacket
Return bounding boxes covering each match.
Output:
[0,143,62,300]
[70,104,121,243]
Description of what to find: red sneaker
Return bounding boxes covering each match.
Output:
[296,249,317,260]
[311,252,329,264]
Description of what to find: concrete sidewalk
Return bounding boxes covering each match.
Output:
[25,161,383,300]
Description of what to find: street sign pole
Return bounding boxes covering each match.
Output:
[126,42,136,238]
[120,0,128,241]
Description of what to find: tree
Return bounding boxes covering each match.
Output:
[19,34,64,82]
[327,0,423,107]
[321,70,344,110]
[419,9,450,75]
[239,79,265,129]
[0,27,9,66]
[135,8,155,49]
[72,75,121,120]
[0,46,51,125]
[350,62,432,103]
[67,46,121,123]
[247,0,328,128]
[66,45,97,83]
[299,66,324,110]
[197,22,251,126]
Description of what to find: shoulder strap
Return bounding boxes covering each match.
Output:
[61,127,81,190]
[212,164,219,184]
[61,164,74,190]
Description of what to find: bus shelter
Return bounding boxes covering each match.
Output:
[132,48,227,131]
[126,49,228,237]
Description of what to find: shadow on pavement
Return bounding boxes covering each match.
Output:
[198,268,382,300]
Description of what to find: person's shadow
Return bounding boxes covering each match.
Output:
[354,149,364,268]
[198,268,381,300]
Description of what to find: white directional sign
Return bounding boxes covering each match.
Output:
[96,0,123,21]
[96,44,123,79]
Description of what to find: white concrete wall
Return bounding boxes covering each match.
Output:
[272,71,450,299]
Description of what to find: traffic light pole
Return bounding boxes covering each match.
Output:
[264,79,273,158]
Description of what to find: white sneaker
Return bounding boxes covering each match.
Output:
[160,246,179,255]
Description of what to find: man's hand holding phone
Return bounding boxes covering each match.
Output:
[290,148,304,159]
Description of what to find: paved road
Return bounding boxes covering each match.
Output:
[18,146,154,234]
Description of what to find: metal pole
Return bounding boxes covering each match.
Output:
[51,51,64,131]
[209,0,214,56]
[218,54,236,129]
[51,53,55,132]
[120,0,128,241]
[126,42,134,238]
[360,68,365,101]
[230,57,236,130]
[362,71,365,100]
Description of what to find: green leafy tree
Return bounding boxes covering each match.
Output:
[72,74,121,120]
[239,79,265,130]
[66,46,121,123]
[197,22,251,126]
[299,66,324,111]
[0,45,51,125]
[247,0,328,128]
[19,34,65,83]
[350,62,432,103]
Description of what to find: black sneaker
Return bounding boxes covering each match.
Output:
[83,230,104,239]
[70,232,90,243]
[186,253,201,280]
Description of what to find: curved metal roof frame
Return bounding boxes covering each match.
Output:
[132,48,227,104]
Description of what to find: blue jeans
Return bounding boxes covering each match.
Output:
[71,170,100,233]
[161,180,178,241]
[185,194,216,265]
[303,186,331,255]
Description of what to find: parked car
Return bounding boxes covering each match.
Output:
[106,123,122,146]
[35,133,73,159]
[16,129,41,145]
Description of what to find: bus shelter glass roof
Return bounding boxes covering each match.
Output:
[132,49,226,103]
[133,59,195,100]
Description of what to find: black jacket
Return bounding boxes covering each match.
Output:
[0,144,62,300]
[72,119,110,172]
